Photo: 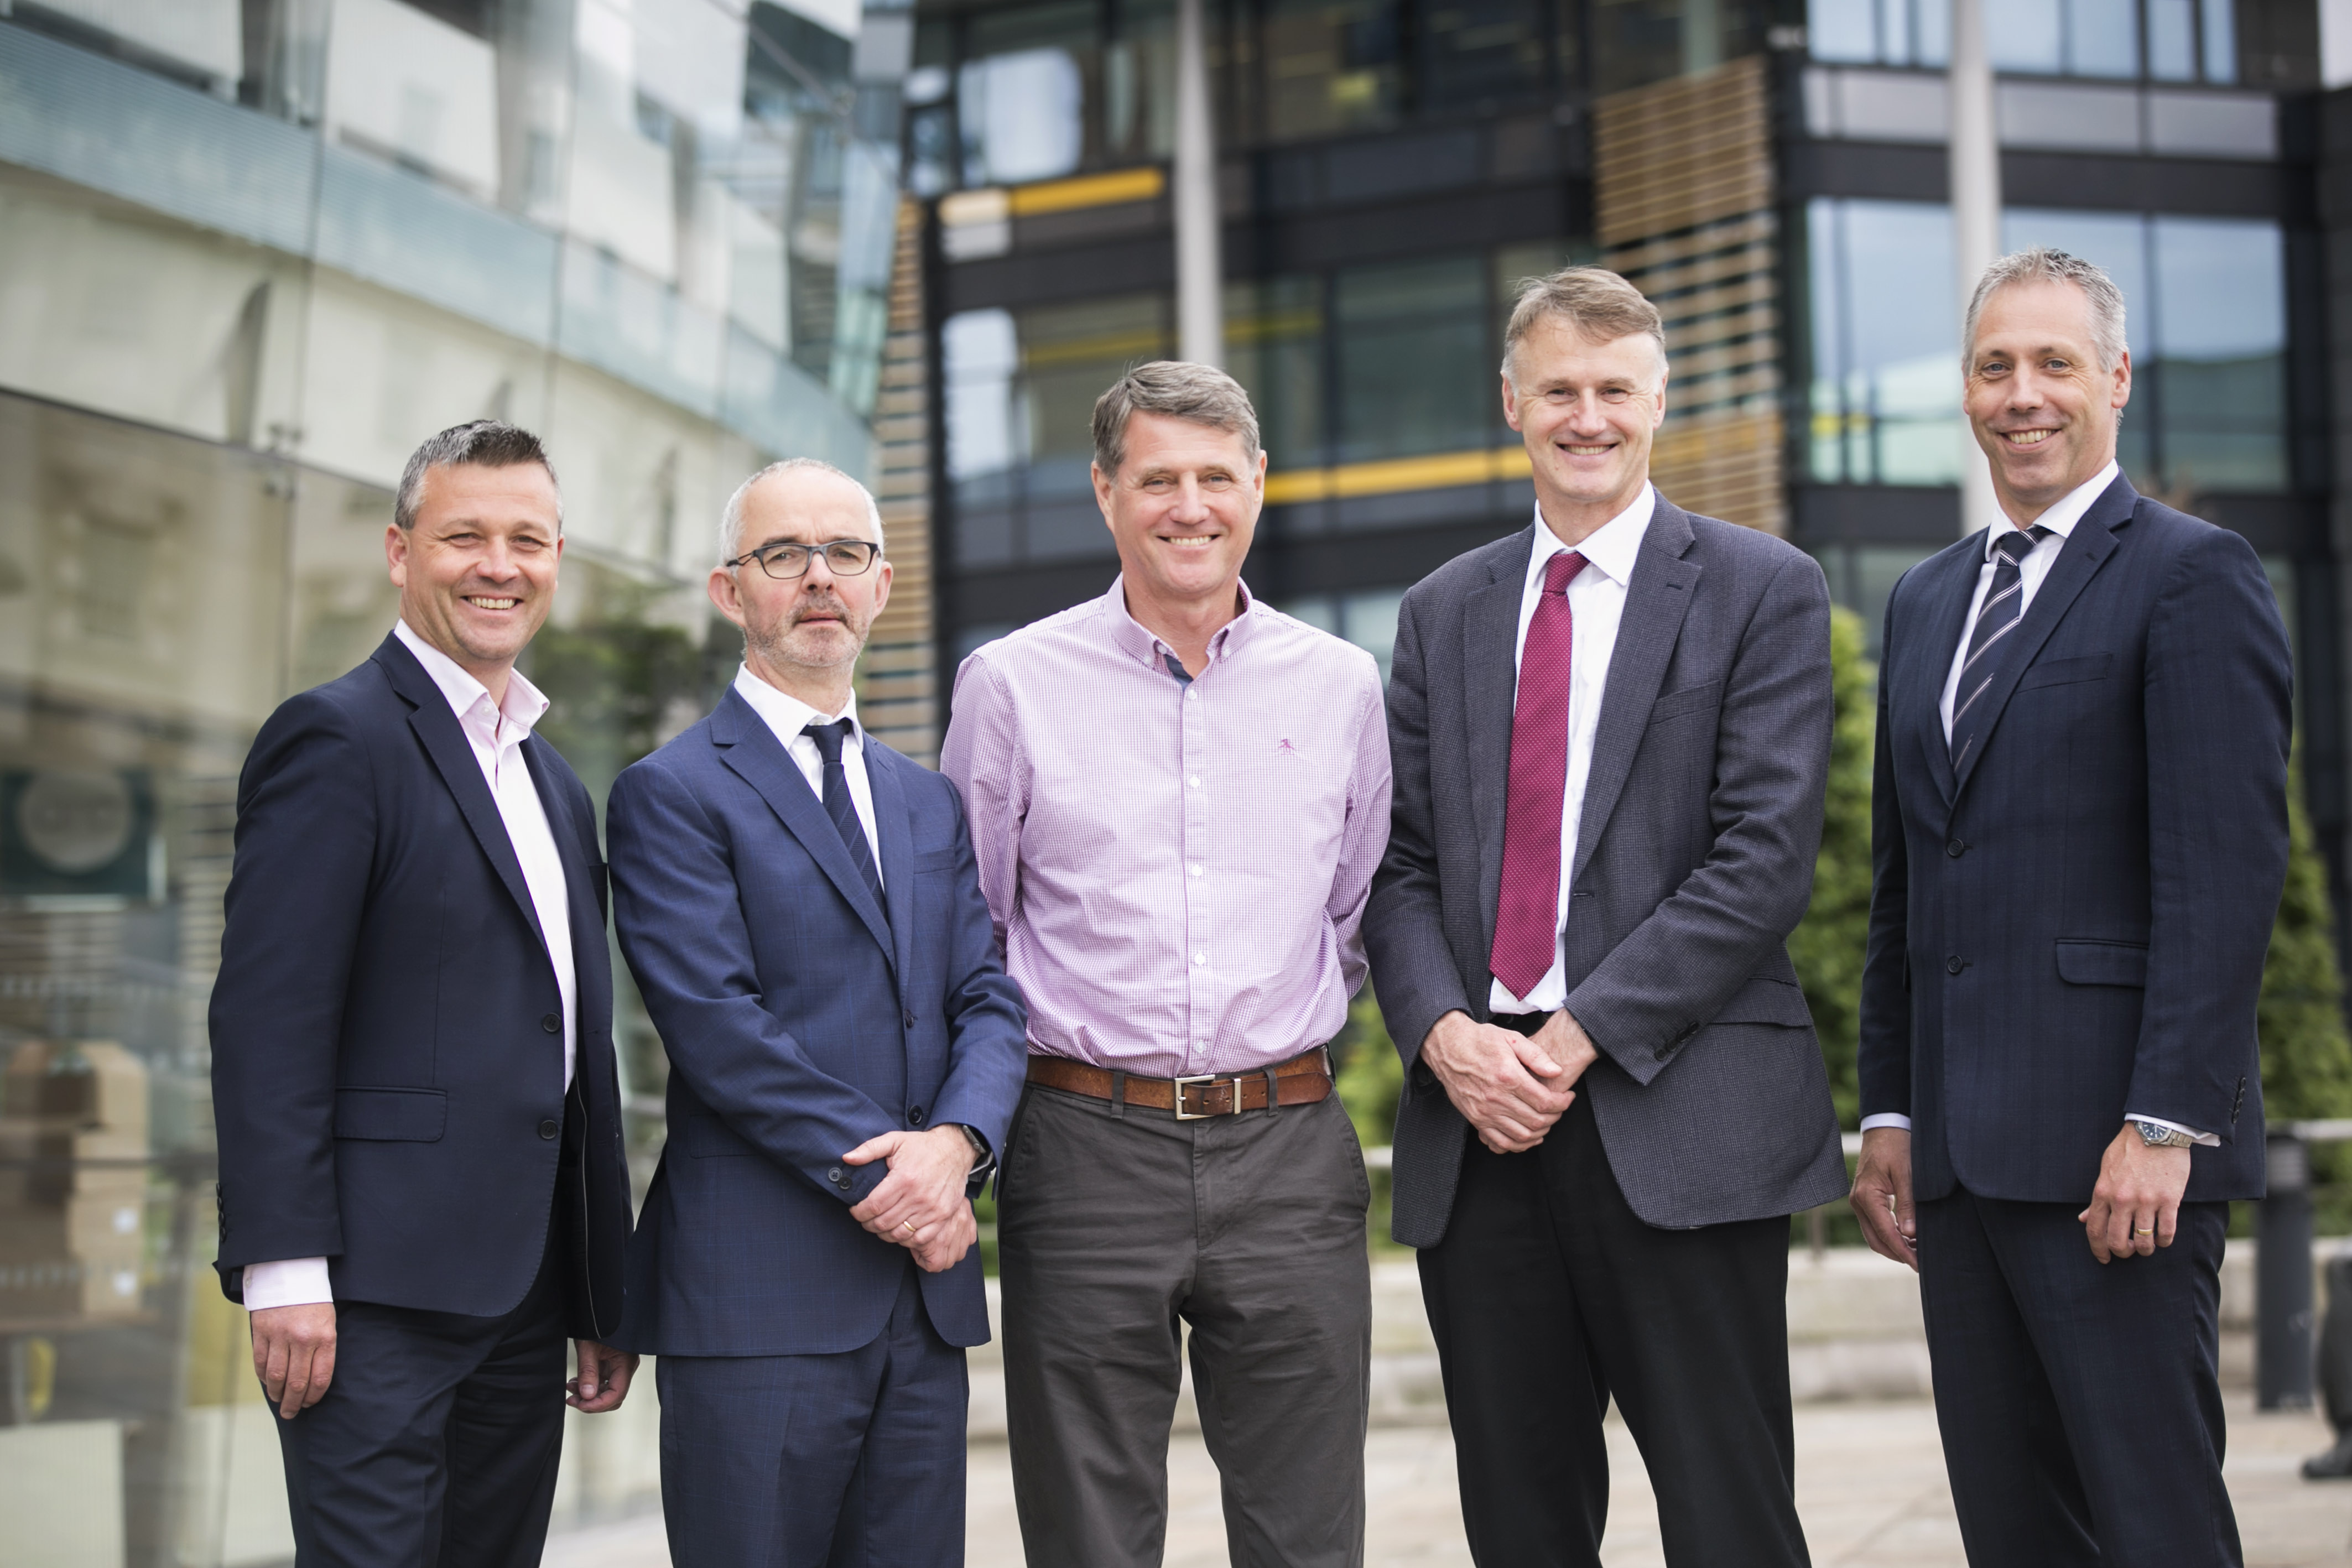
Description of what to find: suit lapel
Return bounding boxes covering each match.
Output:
[523,739,612,1036]
[1948,479,2132,801]
[375,637,548,959]
[1572,501,1700,885]
[710,689,897,972]
[1465,526,1536,957]
[866,743,917,990]
[1906,543,1984,809]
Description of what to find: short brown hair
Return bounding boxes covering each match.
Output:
[1501,267,1666,381]
[1091,361,1262,478]
[394,420,561,532]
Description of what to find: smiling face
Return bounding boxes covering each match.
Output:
[1502,315,1667,540]
[707,465,891,711]
[1093,410,1265,619]
[1965,277,2131,523]
[386,461,564,691]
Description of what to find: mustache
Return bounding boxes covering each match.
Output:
[792,595,852,622]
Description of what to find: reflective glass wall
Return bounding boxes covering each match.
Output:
[0,2,901,1562]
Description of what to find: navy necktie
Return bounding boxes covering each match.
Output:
[1949,524,2052,765]
[801,719,884,910]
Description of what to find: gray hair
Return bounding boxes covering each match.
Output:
[1502,267,1667,382]
[394,420,562,531]
[719,457,886,565]
[1965,248,2129,372]
[1091,361,1261,479]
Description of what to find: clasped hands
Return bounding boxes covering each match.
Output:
[1420,1009,1599,1154]
[845,1124,980,1272]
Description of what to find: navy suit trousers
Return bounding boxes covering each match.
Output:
[657,1260,968,1568]
[1919,1187,2238,1567]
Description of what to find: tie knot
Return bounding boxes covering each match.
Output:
[802,718,854,764]
[1992,525,2049,566]
[1543,550,1589,595]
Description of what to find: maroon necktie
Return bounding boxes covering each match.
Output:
[1490,550,1586,999]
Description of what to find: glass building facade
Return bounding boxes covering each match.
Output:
[0,2,904,1562]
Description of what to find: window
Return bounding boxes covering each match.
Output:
[1333,254,1491,463]
[1280,587,1408,678]
[1807,0,2236,82]
[1225,275,1328,471]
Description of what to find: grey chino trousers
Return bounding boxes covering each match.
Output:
[998,1080,1373,1568]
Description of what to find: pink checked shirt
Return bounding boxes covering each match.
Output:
[941,577,1392,1080]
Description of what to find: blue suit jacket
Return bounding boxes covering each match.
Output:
[1859,476,2292,1205]
[209,634,631,1335]
[607,687,1027,1355]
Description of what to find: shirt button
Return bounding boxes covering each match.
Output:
[1189,864,1203,877]
[541,1013,560,1034]
[538,1119,559,1139]
[1185,689,1197,701]
[1188,776,1200,788]
[1194,952,1206,966]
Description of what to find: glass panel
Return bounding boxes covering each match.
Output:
[2202,0,2236,82]
[1337,587,1406,680]
[1333,255,1490,463]
[2000,207,2152,478]
[1417,0,1553,117]
[1259,0,1404,144]
[1225,277,1327,472]
[2148,0,2198,79]
[1021,294,1172,498]
[1880,0,1913,65]
[1914,0,1952,67]
[1807,199,1963,485]
[2150,215,2284,491]
[959,46,1086,184]
[2065,0,2140,77]
[1985,0,2062,72]
[1808,0,1880,62]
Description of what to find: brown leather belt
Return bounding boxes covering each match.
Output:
[1026,1048,1333,1119]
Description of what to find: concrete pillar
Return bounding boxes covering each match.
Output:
[1950,0,2004,537]
[1173,0,1222,367]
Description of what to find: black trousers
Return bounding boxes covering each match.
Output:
[1918,1185,2239,1567]
[1419,1091,1808,1568]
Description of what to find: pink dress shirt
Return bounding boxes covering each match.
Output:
[941,577,1392,1080]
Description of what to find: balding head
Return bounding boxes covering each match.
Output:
[720,457,885,566]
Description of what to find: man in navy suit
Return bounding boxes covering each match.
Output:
[1852,249,2291,1565]
[210,421,637,1568]
[608,457,1027,1568]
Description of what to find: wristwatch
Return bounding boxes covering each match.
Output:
[957,1123,991,1166]
[2132,1118,2196,1149]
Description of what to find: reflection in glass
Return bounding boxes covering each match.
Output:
[1416,0,1553,117]
[2150,215,2284,491]
[2148,0,2198,78]
[2069,0,2142,77]
[1225,277,1327,471]
[1986,0,2063,73]
[959,47,1086,184]
[1807,198,1964,485]
[1334,256,1490,463]
[1260,0,1404,143]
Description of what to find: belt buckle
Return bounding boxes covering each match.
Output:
[1172,1074,1226,1120]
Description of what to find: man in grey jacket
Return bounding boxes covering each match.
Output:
[1364,267,1847,1567]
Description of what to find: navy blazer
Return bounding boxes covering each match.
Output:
[606,688,1027,1356]
[210,634,631,1335]
[1859,476,2292,1205]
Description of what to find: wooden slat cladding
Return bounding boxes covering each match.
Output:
[1594,56,1772,249]
[859,195,942,765]
[1595,55,1784,534]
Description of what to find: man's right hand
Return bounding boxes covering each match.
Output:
[1849,1127,1917,1272]
[252,1301,338,1419]
[1420,1011,1574,1154]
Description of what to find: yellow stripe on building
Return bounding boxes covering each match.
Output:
[1009,166,1166,217]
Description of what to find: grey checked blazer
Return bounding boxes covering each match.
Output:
[1365,497,1850,1246]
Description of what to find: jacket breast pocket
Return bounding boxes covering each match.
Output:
[1648,680,1724,725]
[2055,939,2148,987]
[2018,653,2113,691]
[334,1087,446,1142]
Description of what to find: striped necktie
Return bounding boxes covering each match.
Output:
[1949,525,2051,765]
[802,718,886,911]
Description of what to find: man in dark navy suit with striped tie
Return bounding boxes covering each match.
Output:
[1853,249,2292,1566]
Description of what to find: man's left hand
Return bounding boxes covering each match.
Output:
[2077,1124,2192,1263]
[568,1339,638,1412]
[1531,1010,1601,1093]
[846,1125,977,1263]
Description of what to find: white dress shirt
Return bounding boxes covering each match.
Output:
[730,666,883,885]
[243,622,580,1311]
[1862,463,2213,1147]
[1490,485,1655,1015]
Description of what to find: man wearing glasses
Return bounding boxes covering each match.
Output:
[606,458,1027,1568]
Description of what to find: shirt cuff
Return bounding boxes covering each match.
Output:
[1858,1113,1912,1133]
[2126,1113,2220,1148]
[242,1257,334,1310]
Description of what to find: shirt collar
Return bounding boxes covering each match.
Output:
[731,664,862,749]
[1526,482,1656,593]
[1985,460,2118,560]
[1101,575,1261,671]
[394,620,549,740]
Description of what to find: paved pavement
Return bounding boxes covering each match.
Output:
[549,1394,2352,1566]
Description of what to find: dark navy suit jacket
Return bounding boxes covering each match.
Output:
[1859,476,2292,1205]
[210,634,631,1336]
[606,687,1027,1356]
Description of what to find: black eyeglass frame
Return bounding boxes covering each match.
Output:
[724,539,883,579]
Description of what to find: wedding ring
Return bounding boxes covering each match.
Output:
[902,1220,917,1236]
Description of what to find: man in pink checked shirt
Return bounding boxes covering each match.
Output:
[941,361,1392,1568]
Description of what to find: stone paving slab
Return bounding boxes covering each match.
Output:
[549,1395,2352,1566]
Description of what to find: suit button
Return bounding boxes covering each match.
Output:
[903,1010,917,1029]
[541,1014,560,1034]
[908,1106,927,1127]
[539,1119,559,1139]
[1946,956,1964,975]
[828,1165,847,1186]
[1946,838,1966,858]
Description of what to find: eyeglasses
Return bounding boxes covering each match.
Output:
[724,539,882,580]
